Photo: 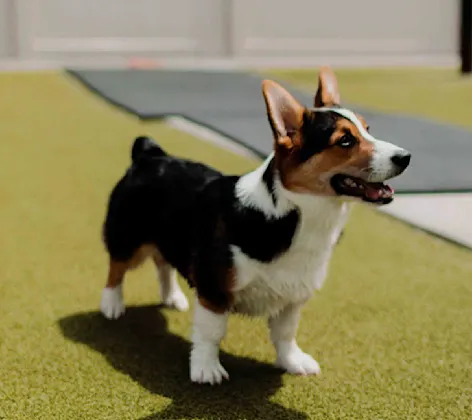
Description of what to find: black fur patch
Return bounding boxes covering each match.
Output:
[298,110,341,162]
[103,138,222,266]
[199,175,300,263]
[262,158,277,206]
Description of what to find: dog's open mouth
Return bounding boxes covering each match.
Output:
[331,174,394,205]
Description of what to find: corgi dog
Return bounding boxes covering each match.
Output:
[100,67,411,385]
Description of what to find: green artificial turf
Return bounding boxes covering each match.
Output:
[0,69,471,420]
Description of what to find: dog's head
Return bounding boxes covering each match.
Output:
[262,67,411,205]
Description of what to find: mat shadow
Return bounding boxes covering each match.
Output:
[58,305,308,420]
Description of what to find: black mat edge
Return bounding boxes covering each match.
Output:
[67,69,145,121]
[65,69,472,195]
[66,69,266,160]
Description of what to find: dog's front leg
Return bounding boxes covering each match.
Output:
[269,302,321,376]
[190,297,229,385]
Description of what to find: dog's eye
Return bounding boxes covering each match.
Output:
[337,134,357,148]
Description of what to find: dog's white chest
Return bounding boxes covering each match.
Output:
[231,203,349,317]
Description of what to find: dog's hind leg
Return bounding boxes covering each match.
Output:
[100,245,154,319]
[153,255,189,312]
[100,259,127,320]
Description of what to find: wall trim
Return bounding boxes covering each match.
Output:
[32,37,196,53]
[242,37,445,53]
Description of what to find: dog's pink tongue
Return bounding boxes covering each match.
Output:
[365,185,381,200]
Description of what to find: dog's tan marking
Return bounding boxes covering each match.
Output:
[190,215,236,313]
[279,114,375,195]
[354,113,369,131]
[106,244,163,288]
[198,296,227,314]
[106,260,127,288]
[198,266,236,314]
[195,266,236,314]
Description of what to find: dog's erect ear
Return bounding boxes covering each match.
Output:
[314,66,341,107]
[262,79,305,150]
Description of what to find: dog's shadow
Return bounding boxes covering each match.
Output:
[58,305,308,420]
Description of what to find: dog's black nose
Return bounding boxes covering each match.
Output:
[391,152,411,170]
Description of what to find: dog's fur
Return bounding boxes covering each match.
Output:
[100,67,411,385]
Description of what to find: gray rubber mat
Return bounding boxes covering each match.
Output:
[67,69,472,194]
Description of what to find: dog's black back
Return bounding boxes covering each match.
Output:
[103,137,223,273]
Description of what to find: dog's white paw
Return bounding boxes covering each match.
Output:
[191,358,229,385]
[100,286,125,320]
[190,344,229,385]
[276,348,321,376]
[163,289,189,312]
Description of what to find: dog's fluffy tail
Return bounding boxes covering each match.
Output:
[131,136,166,163]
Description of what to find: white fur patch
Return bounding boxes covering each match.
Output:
[314,107,377,142]
[190,298,229,385]
[233,162,350,317]
[158,265,189,311]
[235,153,295,219]
[100,284,125,320]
